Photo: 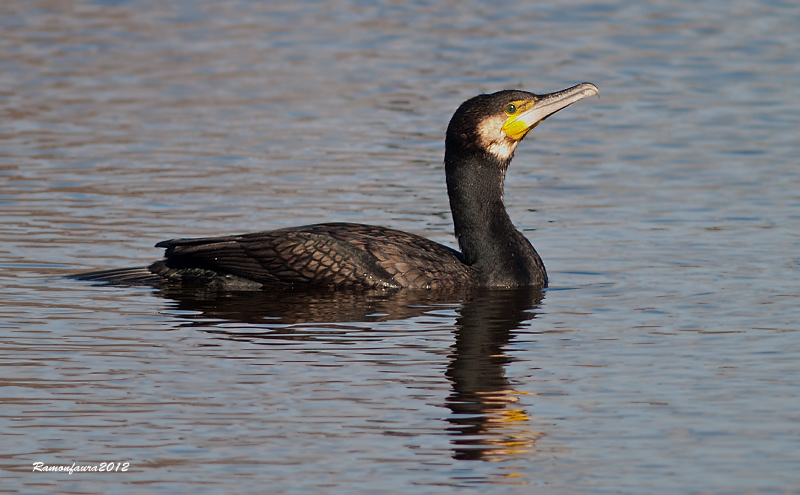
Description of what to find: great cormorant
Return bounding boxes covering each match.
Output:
[75,83,598,290]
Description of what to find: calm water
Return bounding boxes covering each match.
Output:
[2,0,799,493]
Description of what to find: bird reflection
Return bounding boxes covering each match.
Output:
[151,285,544,462]
[445,287,544,461]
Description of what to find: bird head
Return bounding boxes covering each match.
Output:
[446,82,599,162]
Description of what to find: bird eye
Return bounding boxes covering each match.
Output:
[505,103,517,115]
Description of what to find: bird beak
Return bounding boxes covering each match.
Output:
[511,82,599,136]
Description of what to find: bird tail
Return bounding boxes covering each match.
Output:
[71,266,161,286]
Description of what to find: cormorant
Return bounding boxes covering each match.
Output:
[74,83,598,290]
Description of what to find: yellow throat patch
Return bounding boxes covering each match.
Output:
[501,99,538,140]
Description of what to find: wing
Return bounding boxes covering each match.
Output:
[153,222,474,289]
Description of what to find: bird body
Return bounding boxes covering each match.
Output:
[148,222,474,290]
[75,83,598,290]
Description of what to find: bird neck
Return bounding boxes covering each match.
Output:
[445,149,530,268]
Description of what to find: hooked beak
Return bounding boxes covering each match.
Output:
[510,82,599,138]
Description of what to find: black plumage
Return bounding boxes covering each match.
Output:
[74,83,598,290]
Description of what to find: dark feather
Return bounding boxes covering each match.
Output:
[151,222,475,289]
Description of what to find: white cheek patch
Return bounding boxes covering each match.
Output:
[486,139,519,160]
[477,115,520,161]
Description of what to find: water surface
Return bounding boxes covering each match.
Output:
[1,0,799,494]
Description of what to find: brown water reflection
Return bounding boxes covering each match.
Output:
[150,285,545,462]
[445,288,545,462]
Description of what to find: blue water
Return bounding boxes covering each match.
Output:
[1,0,798,493]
